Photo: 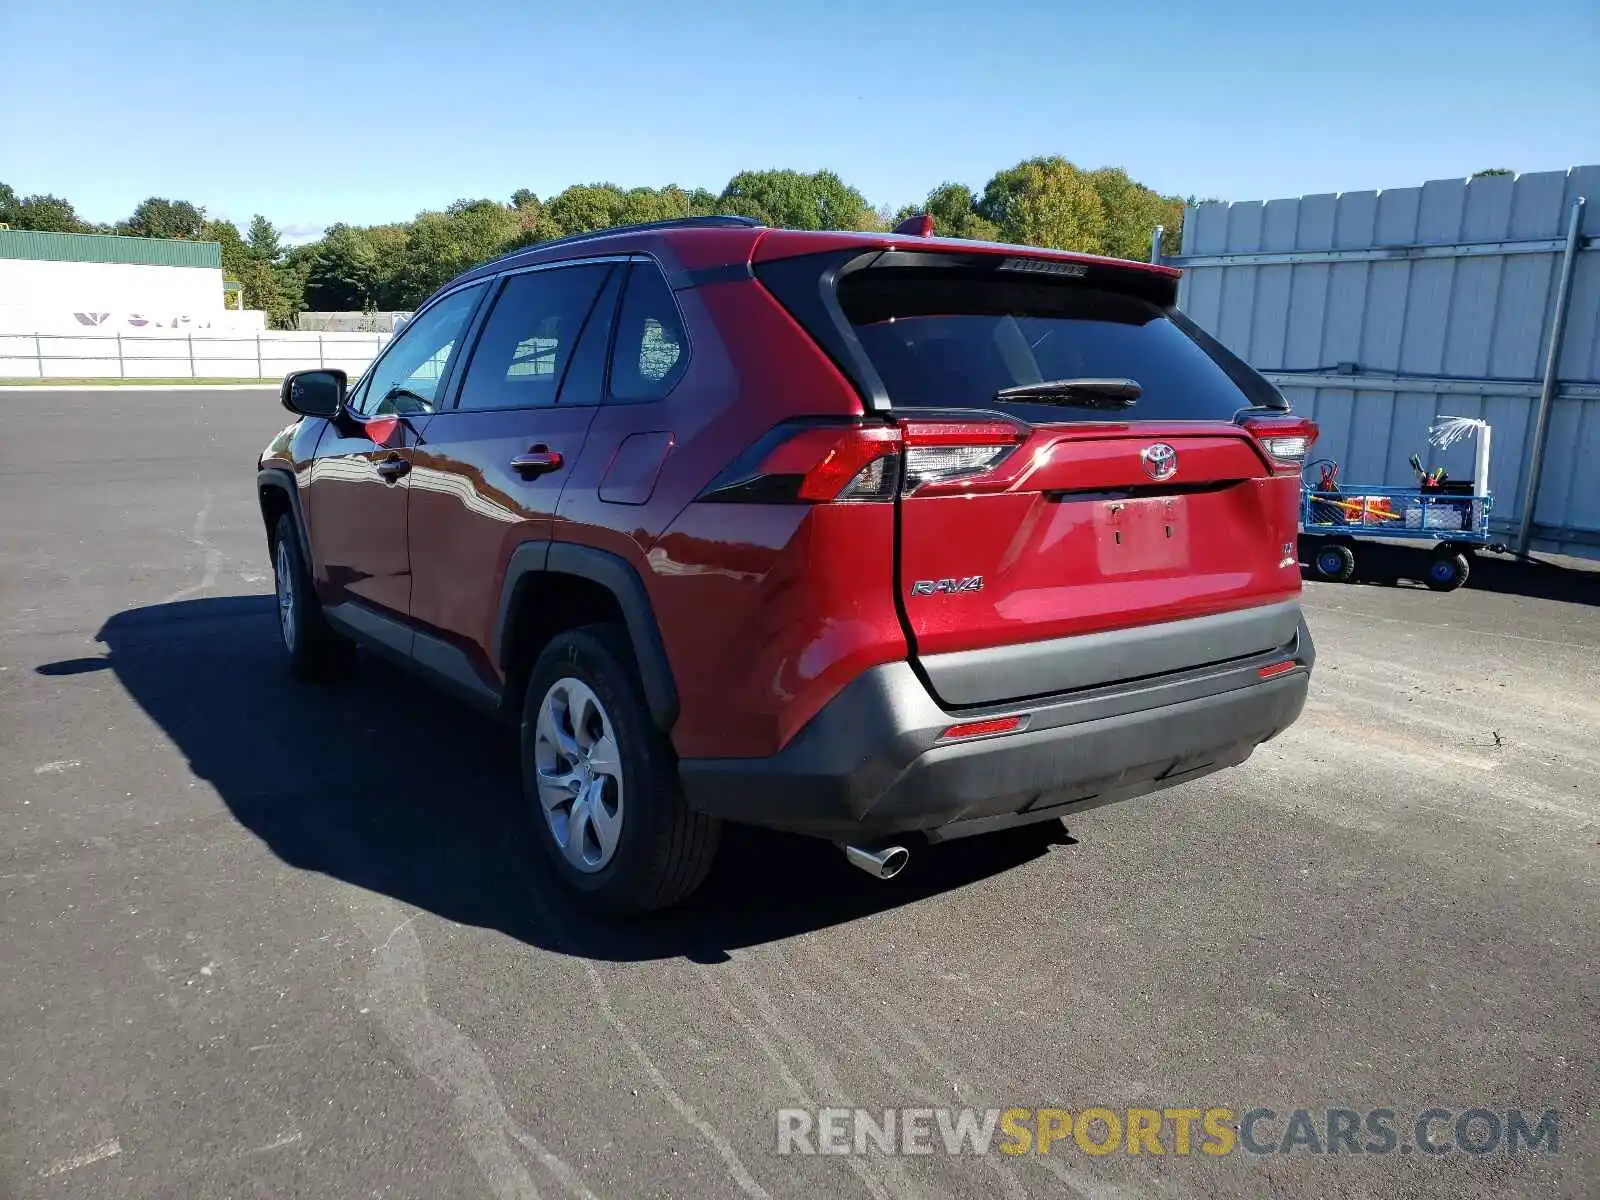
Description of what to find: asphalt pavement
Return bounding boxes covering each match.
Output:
[2,387,1595,1199]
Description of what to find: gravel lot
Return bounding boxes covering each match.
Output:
[2,387,1595,1199]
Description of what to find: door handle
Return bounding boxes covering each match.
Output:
[375,455,410,481]
[510,446,563,478]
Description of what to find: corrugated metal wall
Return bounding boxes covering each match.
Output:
[1173,167,1600,558]
[0,229,222,269]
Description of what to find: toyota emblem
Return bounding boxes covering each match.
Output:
[1141,443,1178,482]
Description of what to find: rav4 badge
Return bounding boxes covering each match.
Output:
[911,577,984,596]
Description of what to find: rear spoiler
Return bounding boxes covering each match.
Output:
[754,246,1185,411]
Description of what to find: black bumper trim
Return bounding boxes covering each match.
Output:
[919,599,1304,707]
[678,617,1313,839]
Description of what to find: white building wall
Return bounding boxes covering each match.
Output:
[0,259,225,316]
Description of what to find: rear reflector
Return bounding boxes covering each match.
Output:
[1258,660,1298,680]
[938,715,1025,741]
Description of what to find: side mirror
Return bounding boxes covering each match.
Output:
[281,368,347,419]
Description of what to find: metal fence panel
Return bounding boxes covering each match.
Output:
[1174,166,1600,558]
[0,330,390,381]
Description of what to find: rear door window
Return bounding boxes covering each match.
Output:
[837,268,1266,421]
[454,264,613,410]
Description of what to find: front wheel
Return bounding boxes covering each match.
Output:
[1425,549,1471,592]
[520,625,719,914]
[271,514,352,679]
[1310,541,1357,583]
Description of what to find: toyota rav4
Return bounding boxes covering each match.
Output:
[258,214,1316,913]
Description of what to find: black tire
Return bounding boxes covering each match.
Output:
[1425,549,1471,592]
[520,624,720,915]
[271,513,352,679]
[1310,542,1357,583]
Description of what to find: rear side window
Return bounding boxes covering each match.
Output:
[455,264,613,410]
[837,268,1264,422]
[608,263,688,403]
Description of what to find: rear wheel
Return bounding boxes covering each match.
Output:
[1425,548,1471,592]
[520,625,719,914]
[1310,541,1357,583]
[271,514,351,678]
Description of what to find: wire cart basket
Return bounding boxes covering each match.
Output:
[1298,417,1506,592]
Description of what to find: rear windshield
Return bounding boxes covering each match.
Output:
[837,268,1270,421]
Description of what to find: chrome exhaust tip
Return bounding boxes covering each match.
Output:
[842,843,910,880]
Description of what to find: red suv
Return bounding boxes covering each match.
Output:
[259,215,1315,913]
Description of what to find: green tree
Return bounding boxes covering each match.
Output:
[364,224,411,309]
[199,218,291,315]
[506,189,566,247]
[238,258,286,320]
[273,243,317,327]
[684,188,718,216]
[395,200,520,305]
[303,224,380,310]
[1155,196,1186,258]
[1086,167,1184,261]
[898,182,1000,241]
[202,218,251,276]
[716,169,871,230]
[1472,167,1514,177]
[620,185,693,225]
[545,184,630,236]
[976,157,1107,253]
[246,215,282,264]
[0,189,87,233]
[122,197,207,240]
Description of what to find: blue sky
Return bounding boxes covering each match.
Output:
[2,0,1596,239]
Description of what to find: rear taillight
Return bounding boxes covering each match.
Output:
[1241,416,1318,474]
[697,416,1028,504]
[900,418,1025,493]
[748,423,901,501]
[697,422,902,503]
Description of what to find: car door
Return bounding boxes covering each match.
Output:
[406,259,621,685]
[299,282,486,632]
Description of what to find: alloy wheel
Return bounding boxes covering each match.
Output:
[275,540,296,652]
[533,677,624,873]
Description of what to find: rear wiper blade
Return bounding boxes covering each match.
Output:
[992,377,1141,409]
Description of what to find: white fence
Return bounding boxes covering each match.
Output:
[294,311,412,333]
[0,330,392,381]
[1172,165,1599,559]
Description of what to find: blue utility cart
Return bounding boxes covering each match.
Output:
[1297,417,1507,592]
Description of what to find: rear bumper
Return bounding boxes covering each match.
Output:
[678,616,1313,841]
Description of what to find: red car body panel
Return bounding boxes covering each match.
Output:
[259,217,1314,846]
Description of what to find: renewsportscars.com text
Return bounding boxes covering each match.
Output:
[775,1106,1560,1158]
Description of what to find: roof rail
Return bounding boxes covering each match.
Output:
[477,214,763,272]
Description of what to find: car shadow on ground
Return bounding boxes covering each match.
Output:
[47,596,1066,964]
